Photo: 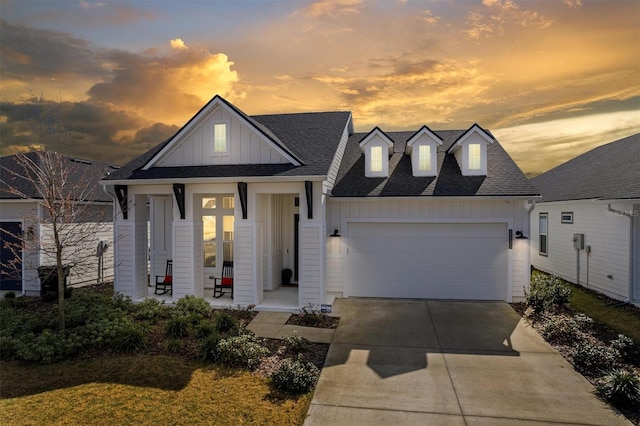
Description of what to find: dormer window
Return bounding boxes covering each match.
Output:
[370,146,383,172]
[213,122,228,154]
[359,127,394,178]
[447,124,493,176]
[406,125,442,177]
[418,145,431,171]
[468,143,481,170]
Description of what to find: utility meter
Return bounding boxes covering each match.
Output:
[573,233,585,250]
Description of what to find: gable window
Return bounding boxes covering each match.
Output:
[539,213,548,256]
[213,123,227,153]
[370,146,382,172]
[561,212,573,224]
[418,145,431,171]
[468,143,481,170]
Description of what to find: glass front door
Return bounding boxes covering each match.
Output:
[201,196,234,271]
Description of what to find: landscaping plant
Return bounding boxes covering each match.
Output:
[596,370,640,410]
[270,355,320,394]
[525,273,571,313]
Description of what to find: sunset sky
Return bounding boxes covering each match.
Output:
[1,0,638,176]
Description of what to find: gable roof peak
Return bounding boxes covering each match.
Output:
[141,94,303,170]
[447,123,495,154]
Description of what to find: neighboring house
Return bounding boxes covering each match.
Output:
[530,134,640,305]
[102,95,539,310]
[0,152,117,296]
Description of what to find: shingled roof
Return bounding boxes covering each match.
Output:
[105,110,352,181]
[332,129,539,197]
[1,151,117,202]
[531,133,640,202]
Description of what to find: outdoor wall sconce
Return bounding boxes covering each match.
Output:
[515,230,528,239]
[330,229,341,237]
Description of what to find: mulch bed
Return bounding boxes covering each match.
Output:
[285,313,340,329]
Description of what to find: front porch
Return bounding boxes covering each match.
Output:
[139,285,300,312]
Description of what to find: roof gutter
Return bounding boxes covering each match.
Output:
[607,204,635,303]
[99,175,326,186]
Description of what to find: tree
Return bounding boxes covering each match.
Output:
[0,95,113,332]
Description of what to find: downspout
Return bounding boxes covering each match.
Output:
[607,204,633,303]
[527,200,537,214]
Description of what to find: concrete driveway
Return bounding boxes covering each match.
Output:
[304,299,630,425]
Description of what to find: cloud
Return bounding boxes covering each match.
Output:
[0,98,178,164]
[494,110,640,176]
[463,0,553,39]
[563,0,582,9]
[87,49,240,124]
[170,38,188,50]
[301,0,363,17]
[421,10,440,25]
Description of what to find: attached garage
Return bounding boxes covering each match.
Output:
[345,222,508,300]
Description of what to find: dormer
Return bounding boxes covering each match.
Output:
[359,127,394,178]
[405,125,443,177]
[447,123,494,176]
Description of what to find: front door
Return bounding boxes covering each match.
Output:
[0,222,23,291]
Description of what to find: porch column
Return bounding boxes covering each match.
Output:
[172,220,203,299]
[114,194,148,299]
[299,181,325,307]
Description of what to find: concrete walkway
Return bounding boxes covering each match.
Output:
[247,311,336,344]
[304,298,631,426]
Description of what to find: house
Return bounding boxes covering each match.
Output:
[101,95,539,310]
[0,151,116,296]
[530,134,640,305]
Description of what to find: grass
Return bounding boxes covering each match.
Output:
[0,355,311,426]
[568,283,640,342]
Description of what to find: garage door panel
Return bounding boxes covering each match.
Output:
[346,223,507,300]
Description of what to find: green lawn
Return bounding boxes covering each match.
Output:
[0,355,311,426]
[568,283,640,342]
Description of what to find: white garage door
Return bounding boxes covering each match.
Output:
[346,222,508,300]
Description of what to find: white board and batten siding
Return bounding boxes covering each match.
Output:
[234,223,257,305]
[326,198,531,302]
[299,223,324,306]
[173,221,200,299]
[531,201,634,302]
[157,106,289,167]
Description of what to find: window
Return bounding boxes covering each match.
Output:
[539,213,548,256]
[418,145,431,171]
[561,212,573,224]
[468,143,481,170]
[202,195,235,268]
[370,146,382,172]
[213,123,227,153]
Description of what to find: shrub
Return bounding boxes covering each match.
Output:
[110,292,132,311]
[596,369,640,409]
[175,295,211,319]
[4,292,16,299]
[282,334,310,353]
[133,298,166,321]
[214,312,237,334]
[525,273,571,313]
[198,332,221,361]
[610,334,637,362]
[270,356,320,394]
[295,305,325,327]
[216,332,269,369]
[113,323,147,351]
[541,313,593,345]
[164,339,183,354]
[195,321,217,339]
[572,341,616,377]
[166,315,190,338]
[13,330,82,364]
